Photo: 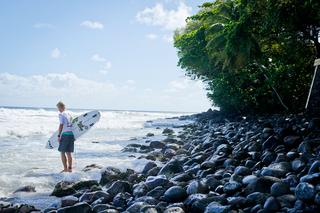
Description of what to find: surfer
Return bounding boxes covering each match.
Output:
[56,101,75,173]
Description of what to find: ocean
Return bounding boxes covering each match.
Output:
[0,107,193,209]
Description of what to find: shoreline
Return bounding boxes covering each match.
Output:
[1,110,320,212]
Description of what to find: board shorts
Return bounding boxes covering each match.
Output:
[58,133,75,153]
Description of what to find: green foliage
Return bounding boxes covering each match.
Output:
[174,0,319,113]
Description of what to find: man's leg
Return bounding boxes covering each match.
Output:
[66,152,73,172]
[60,152,68,172]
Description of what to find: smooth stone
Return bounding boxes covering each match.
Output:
[227,196,247,207]
[51,181,76,197]
[73,180,99,191]
[170,173,193,182]
[142,162,157,175]
[223,181,242,195]
[295,182,316,201]
[164,186,187,202]
[112,192,131,208]
[146,186,166,199]
[277,194,296,208]
[133,183,148,197]
[300,173,320,184]
[204,201,230,213]
[158,159,184,179]
[246,192,268,204]
[260,162,291,178]
[145,175,169,189]
[164,207,184,213]
[242,175,258,185]
[106,181,131,197]
[283,135,301,147]
[57,202,91,213]
[263,196,280,211]
[100,167,124,185]
[61,196,78,207]
[291,159,305,172]
[186,180,208,194]
[149,141,165,149]
[234,166,251,176]
[92,204,116,213]
[271,182,291,197]
[13,185,36,193]
[126,202,148,213]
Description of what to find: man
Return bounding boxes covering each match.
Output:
[56,101,75,172]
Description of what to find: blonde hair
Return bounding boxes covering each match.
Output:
[56,101,65,109]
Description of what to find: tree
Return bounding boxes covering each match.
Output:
[174,0,319,113]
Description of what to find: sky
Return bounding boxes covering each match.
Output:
[0,0,212,112]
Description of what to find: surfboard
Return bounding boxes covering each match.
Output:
[46,110,101,149]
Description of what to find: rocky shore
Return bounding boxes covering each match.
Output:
[1,110,320,213]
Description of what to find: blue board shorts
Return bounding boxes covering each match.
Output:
[58,133,75,153]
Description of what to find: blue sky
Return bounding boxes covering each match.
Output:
[0,0,212,112]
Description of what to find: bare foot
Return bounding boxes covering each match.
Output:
[67,167,72,173]
[60,169,68,173]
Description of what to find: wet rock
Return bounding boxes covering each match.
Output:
[204,201,230,213]
[147,166,161,177]
[284,135,301,148]
[270,182,291,197]
[263,196,280,211]
[295,182,316,201]
[163,149,176,158]
[142,162,157,175]
[291,159,305,172]
[146,133,155,137]
[126,202,148,212]
[82,164,102,172]
[164,186,187,202]
[61,195,78,207]
[73,180,99,191]
[133,183,148,197]
[13,185,36,193]
[186,180,209,194]
[234,166,251,176]
[149,141,166,149]
[223,181,242,195]
[92,204,116,213]
[57,202,91,213]
[91,191,112,203]
[158,160,184,179]
[112,192,131,209]
[162,128,174,135]
[277,194,296,208]
[261,162,291,178]
[146,186,166,199]
[227,196,247,208]
[100,167,124,185]
[163,206,184,213]
[51,181,76,197]
[145,175,169,189]
[262,136,279,150]
[106,181,132,197]
[246,192,268,204]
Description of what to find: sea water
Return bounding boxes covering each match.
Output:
[0,107,193,209]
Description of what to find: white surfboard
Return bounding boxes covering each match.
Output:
[46,110,101,149]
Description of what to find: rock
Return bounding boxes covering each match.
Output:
[234,166,251,176]
[147,166,161,177]
[145,175,169,189]
[262,136,279,150]
[315,193,320,205]
[227,196,247,208]
[112,192,131,209]
[246,192,268,204]
[149,141,165,149]
[170,173,193,182]
[223,181,242,195]
[261,162,291,178]
[133,183,148,197]
[162,128,174,135]
[61,196,78,207]
[295,182,316,201]
[146,186,166,199]
[291,159,305,172]
[204,201,230,213]
[92,204,116,213]
[91,191,112,203]
[100,167,125,185]
[142,162,157,175]
[164,186,187,202]
[73,180,99,191]
[300,173,320,184]
[277,194,296,208]
[308,160,320,174]
[263,196,280,211]
[158,160,184,179]
[284,135,301,148]
[146,133,155,137]
[57,202,91,213]
[186,180,209,194]
[242,175,258,185]
[245,176,280,195]
[126,202,148,212]
[51,181,76,197]
[106,181,132,197]
[82,164,102,172]
[270,182,291,197]
[13,185,36,193]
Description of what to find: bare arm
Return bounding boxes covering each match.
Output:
[58,124,63,137]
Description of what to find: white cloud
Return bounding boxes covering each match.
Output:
[91,54,107,62]
[0,73,211,112]
[146,33,158,40]
[51,48,61,59]
[104,62,112,69]
[33,23,54,29]
[81,20,104,29]
[136,2,191,31]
